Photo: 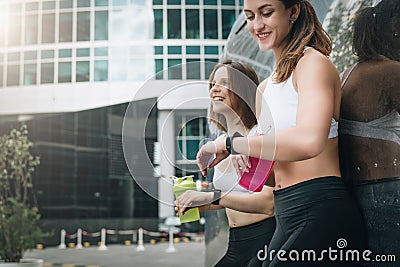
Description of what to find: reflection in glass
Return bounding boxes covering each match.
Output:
[78,0,91,7]
[42,14,55,43]
[168,9,181,39]
[154,9,163,39]
[222,10,236,39]
[60,0,73,8]
[168,46,181,54]
[94,60,108,81]
[186,9,199,39]
[205,46,218,55]
[94,47,108,56]
[8,14,21,46]
[204,0,217,5]
[186,140,200,160]
[25,15,38,45]
[155,59,163,80]
[204,9,217,39]
[24,64,37,85]
[41,63,54,84]
[59,49,72,58]
[186,59,200,80]
[187,46,200,54]
[95,11,108,40]
[77,48,90,57]
[7,65,19,86]
[76,61,90,82]
[186,0,199,4]
[42,50,54,59]
[77,12,90,41]
[58,62,72,83]
[95,0,109,6]
[59,12,73,42]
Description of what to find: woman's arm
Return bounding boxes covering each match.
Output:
[175,186,274,216]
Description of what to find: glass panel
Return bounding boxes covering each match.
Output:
[78,0,91,7]
[94,60,108,81]
[41,63,54,84]
[222,10,236,39]
[42,50,54,59]
[60,0,73,8]
[168,59,181,80]
[42,14,55,43]
[186,46,200,55]
[59,12,73,42]
[186,59,200,80]
[24,64,37,85]
[186,9,199,39]
[59,49,72,58]
[76,61,90,82]
[77,48,90,57]
[204,0,217,4]
[154,46,163,55]
[42,1,55,10]
[205,46,218,55]
[155,59,163,80]
[25,14,38,45]
[24,51,37,60]
[176,140,183,160]
[7,65,19,86]
[8,52,20,62]
[168,46,181,55]
[58,62,72,83]
[185,0,199,4]
[77,12,90,41]
[204,59,218,78]
[167,0,180,4]
[204,10,217,39]
[167,9,181,39]
[0,66,3,87]
[113,0,126,6]
[94,47,108,56]
[222,0,235,5]
[154,9,163,39]
[95,11,108,41]
[186,140,199,160]
[26,2,38,11]
[8,14,21,46]
[153,0,162,4]
[95,0,109,6]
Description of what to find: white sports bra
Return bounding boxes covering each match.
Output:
[259,49,338,138]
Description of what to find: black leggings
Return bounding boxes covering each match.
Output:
[248,176,366,267]
[214,216,276,267]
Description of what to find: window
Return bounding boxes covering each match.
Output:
[167,0,181,4]
[59,49,72,58]
[78,0,91,7]
[77,48,90,57]
[95,11,108,40]
[186,59,200,80]
[204,9,218,39]
[186,46,200,55]
[186,0,199,4]
[95,0,109,6]
[60,0,73,8]
[25,15,38,45]
[155,59,163,80]
[167,9,181,39]
[94,47,108,56]
[59,12,73,42]
[77,12,90,41]
[76,61,90,82]
[8,14,22,46]
[41,63,54,84]
[154,9,163,39]
[205,46,218,55]
[186,9,199,39]
[7,65,19,86]
[222,10,236,39]
[42,14,55,43]
[168,46,181,55]
[58,62,71,83]
[168,59,182,80]
[204,0,217,5]
[24,64,37,85]
[94,60,108,81]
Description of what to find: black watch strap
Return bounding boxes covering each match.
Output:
[225,131,243,155]
[212,189,221,205]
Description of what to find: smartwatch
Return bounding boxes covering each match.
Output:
[225,131,243,155]
[212,189,221,205]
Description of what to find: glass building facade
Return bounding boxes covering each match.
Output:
[0,0,243,222]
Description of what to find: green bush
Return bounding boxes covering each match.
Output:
[0,125,46,262]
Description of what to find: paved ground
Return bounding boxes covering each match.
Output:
[24,241,205,267]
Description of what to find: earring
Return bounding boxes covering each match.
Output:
[394,32,399,38]
[289,18,296,24]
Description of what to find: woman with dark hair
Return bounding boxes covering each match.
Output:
[196,1,365,266]
[339,0,400,265]
[176,60,276,267]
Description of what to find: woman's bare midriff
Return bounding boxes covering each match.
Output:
[273,138,341,190]
[226,208,272,228]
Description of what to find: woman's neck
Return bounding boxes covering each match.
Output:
[225,115,252,135]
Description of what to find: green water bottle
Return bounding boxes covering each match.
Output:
[171,175,200,223]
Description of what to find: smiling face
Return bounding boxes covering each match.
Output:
[209,67,234,115]
[244,0,298,57]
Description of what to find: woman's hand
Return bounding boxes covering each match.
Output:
[231,154,251,177]
[197,135,230,176]
[174,190,213,215]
